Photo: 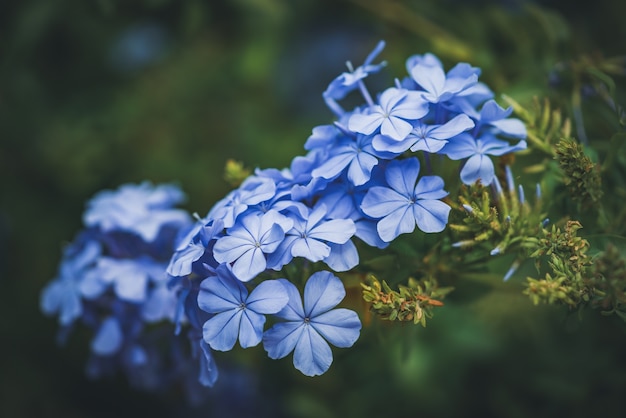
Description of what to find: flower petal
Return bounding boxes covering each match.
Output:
[311,308,362,348]
[197,269,246,314]
[293,325,333,376]
[377,205,416,242]
[461,154,495,185]
[246,280,289,314]
[274,279,305,320]
[414,199,452,233]
[304,271,345,318]
[202,309,242,351]
[263,321,304,359]
[91,317,123,356]
[238,310,266,348]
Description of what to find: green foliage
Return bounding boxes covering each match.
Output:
[555,137,604,210]
[524,221,594,308]
[502,95,571,156]
[361,275,453,326]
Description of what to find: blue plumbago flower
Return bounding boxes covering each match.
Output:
[349,87,429,141]
[41,237,101,327]
[198,265,289,351]
[409,61,479,104]
[263,271,361,377]
[441,133,527,185]
[361,157,451,241]
[167,217,224,278]
[267,204,356,271]
[311,132,383,186]
[213,210,291,281]
[474,99,527,139]
[323,40,387,116]
[41,182,200,393]
[372,113,474,154]
[83,181,190,242]
[207,176,277,228]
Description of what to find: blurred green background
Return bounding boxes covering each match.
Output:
[2,0,626,417]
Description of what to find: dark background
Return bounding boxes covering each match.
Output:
[2,0,625,417]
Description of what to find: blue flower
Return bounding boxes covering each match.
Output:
[323,40,387,116]
[40,237,101,326]
[311,133,382,186]
[475,99,527,139]
[348,87,429,140]
[410,61,479,104]
[83,182,190,242]
[263,271,361,377]
[91,316,124,355]
[361,157,451,241]
[441,133,527,185]
[167,218,224,278]
[213,211,290,281]
[372,113,474,154]
[207,176,277,228]
[323,40,386,101]
[267,204,356,270]
[198,265,289,351]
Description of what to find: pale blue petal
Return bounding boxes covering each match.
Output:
[312,153,352,180]
[202,309,242,351]
[311,308,361,348]
[246,280,289,314]
[259,223,287,254]
[429,114,474,140]
[361,187,408,219]
[91,317,123,356]
[372,134,412,154]
[114,269,149,303]
[490,119,527,139]
[385,157,420,196]
[348,152,378,186]
[41,279,83,325]
[263,321,304,359]
[167,243,205,277]
[440,133,477,159]
[409,137,448,153]
[414,175,448,200]
[231,246,266,282]
[79,270,107,299]
[411,64,445,101]
[355,219,390,249]
[414,200,451,233]
[309,218,356,244]
[265,236,296,271]
[274,279,305,320]
[142,284,176,322]
[197,272,245,313]
[377,205,416,242]
[348,112,384,135]
[324,241,359,272]
[304,271,345,318]
[291,237,330,262]
[293,326,333,376]
[380,115,413,140]
[479,99,512,123]
[461,154,495,185]
[238,310,266,348]
[199,340,219,387]
[213,235,254,264]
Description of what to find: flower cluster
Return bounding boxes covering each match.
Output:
[40,182,193,389]
[41,41,528,391]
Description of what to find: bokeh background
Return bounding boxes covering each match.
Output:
[2,0,626,417]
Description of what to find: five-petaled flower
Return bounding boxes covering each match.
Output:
[198,264,289,351]
[263,271,362,377]
[361,157,451,242]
